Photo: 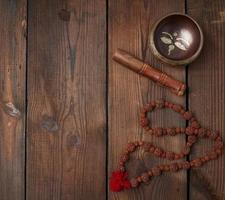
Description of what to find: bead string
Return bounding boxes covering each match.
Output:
[109,99,224,192]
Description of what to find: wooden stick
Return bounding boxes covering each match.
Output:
[112,49,186,96]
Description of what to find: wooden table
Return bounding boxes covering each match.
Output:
[0,0,224,199]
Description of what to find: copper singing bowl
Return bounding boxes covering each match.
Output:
[150,13,203,65]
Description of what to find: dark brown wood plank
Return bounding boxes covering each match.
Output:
[0,0,26,199]
[187,0,225,199]
[109,0,187,199]
[27,0,106,199]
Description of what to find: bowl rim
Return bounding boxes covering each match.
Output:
[149,12,204,66]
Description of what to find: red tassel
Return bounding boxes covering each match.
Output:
[109,171,131,192]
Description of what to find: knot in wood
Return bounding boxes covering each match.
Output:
[58,9,71,21]
[3,102,21,118]
[41,115,59,132]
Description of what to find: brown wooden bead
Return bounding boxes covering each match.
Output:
[174,154,181,160]
[130,178,139,188]
[216,136,222,142]
[154,147,162,157]
[147,105,154,111]
[170,163,179,172]
[186,142,192,147]
[168,103,173,108]
[161,152,166,158]
[183,111,193,120]
[180,127,186,133]
[149,146,155,153]
[137,176,142,183]
[159,165,164,171]
[150,101,156,107]
[120,154,129,162]
[144,126,150,131]
[164,101,169,107]
[141,108,148,113]
[200,157,206,163]
[183,161,190,169]
[191,121,200,129]
[180,109,185,114]
[166,151,175,160]
[216,141,223,149]
[167,128,176,136]
[134,141,139,146]
[206,130,212,138]
[182,146,190,155]
[178,163,183,169]
[148,129,153,135]
[119,166,125,172]
[140,118,149,127]
[190,117,196,122]
[155,128,163,136]
[152,167,161,176]
[188,136,197,143]
[141,172,150,182]
[175,127,181,133]
[198,128,206,137]
[127,143,136,152]
[162,128,167,135]
[148,170,153,176]
[155,99,165,108]
[209,132,220,140]
[193,159,202,167]
[215,149,222,155]
[164,165,170,171]
[186,127,195,135]
[140,113,146,118]
[172,104,183,112]
[204,155,210,161]
[119,161,124,166]
[213,131,220,140]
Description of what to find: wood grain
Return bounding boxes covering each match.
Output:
[0,0,26,199]
[187,0,225,199]
[108,0,187,199]
[27,0,106,199]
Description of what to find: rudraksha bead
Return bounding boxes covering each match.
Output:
[120,154,129,162]
[182,161,190,169]
[154,147,162,156]
[155,99,165,108]
[183,111,193,120]
[130,178,139,188]
[152,167,161,176]
[166,151,175,160]
[127,143,136,152]
[172,104,183,112]
[170,163,179,172]
[141,173,150,182]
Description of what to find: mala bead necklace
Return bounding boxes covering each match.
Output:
[109,99,224,192]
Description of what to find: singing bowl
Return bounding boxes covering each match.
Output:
[150,13,203,66]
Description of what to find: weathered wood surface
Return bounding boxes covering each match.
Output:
[108,0,187,199]
[0,0,26,200]
[187,0,225,199]
[0,0,225,199]
[27,0,106,199]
